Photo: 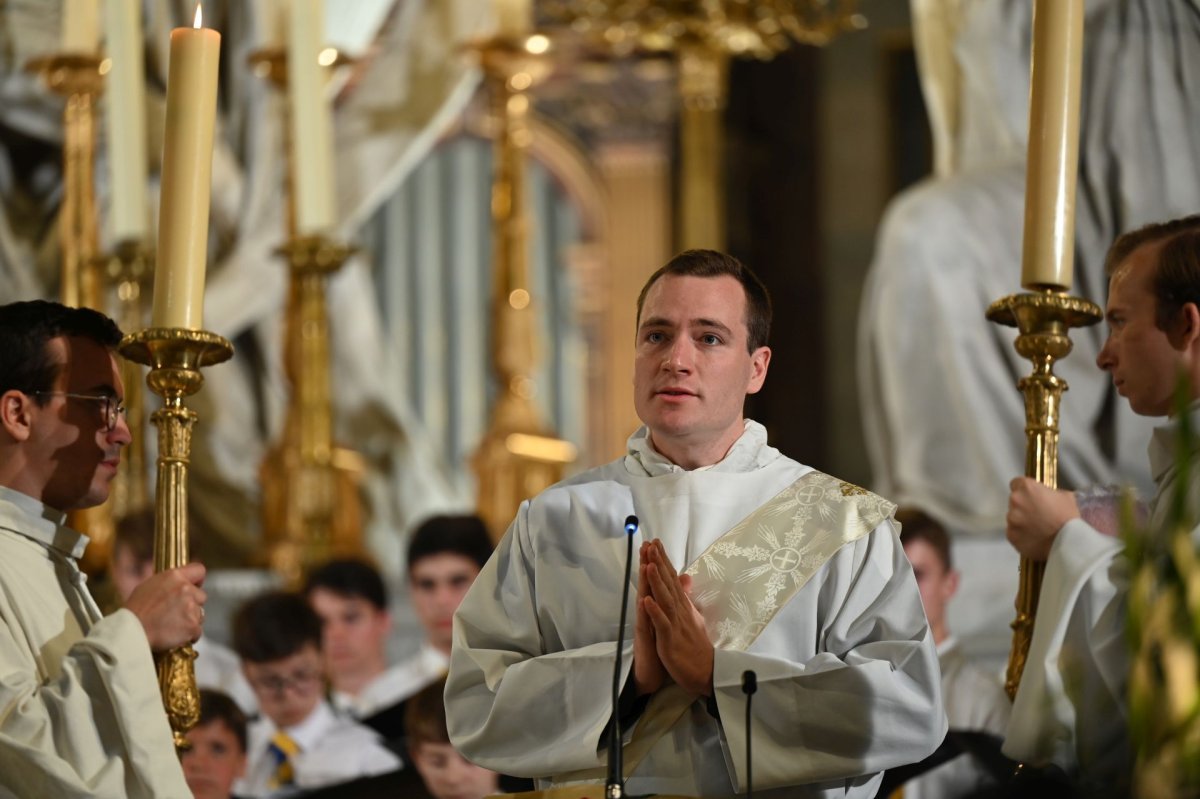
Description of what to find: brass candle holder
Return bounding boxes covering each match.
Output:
[119,327,234,749]
[466,35,577,541]
[260,235,364,582]
[26,54,105,308]
[986,290,1101,699]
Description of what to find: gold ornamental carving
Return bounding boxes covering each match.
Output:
[120,327,234,750]
[543,1,863,251]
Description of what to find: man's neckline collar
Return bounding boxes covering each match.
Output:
[1149,399,1200,483]
[0,485,88,559]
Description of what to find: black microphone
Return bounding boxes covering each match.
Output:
[606,514,639,799]
[743,670,757,799]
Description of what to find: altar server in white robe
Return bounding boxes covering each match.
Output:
[0,301,207,798]
[1004,215,1200,790]
[446,251,945,798]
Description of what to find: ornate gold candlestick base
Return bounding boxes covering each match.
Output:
[119,327,234,749]
[986,290,1101,700]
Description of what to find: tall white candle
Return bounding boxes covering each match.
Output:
[104,0,149,243]
[152,5,220,329]
[1020,0,1084,291]
[287,0,336,235]
[62,0,100,53]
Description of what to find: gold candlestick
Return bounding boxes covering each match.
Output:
[467,35,576,542]
[986,291,1100,699]
[248,48,364,583]
[260,236,363,582]
[119,327,234,749]
[26,54,105,308]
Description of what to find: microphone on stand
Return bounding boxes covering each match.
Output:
[606,514,640,799]
[743,670,757,799]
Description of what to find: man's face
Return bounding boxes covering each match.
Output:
[903,539,957,637]
[410,554,481,650]
[26,336,130,511]
[633,275,770,465]
[412,741,498,799]
[182,720,246,799]
[308,588,390,684]
[242,644,324,729]
[1097,243,1186,417]
[110,542,154,603]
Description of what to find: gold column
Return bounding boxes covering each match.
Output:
[120,328,234,749]
[988,0,1096,700]
[596,142,672,460]
[677,44,727,251]
[470,36,576,541]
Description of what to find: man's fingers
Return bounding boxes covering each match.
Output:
[679,573,693,595]
[177,561,207,586]
[644,596,669,630]
[646,563,680,615]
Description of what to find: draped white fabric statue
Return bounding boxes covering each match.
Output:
[861,0,1200,535]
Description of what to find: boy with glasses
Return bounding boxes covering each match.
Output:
[231,590,400,797]
[0,300,205,797]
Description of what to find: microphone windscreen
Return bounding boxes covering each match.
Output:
[742,670,757,695]
[624,515,639,535]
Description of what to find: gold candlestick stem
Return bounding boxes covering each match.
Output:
[26,54,105,308]
[468,36,576,541]
[119,327,234,750]
[986,291,1100,699]
[260,236,363,582]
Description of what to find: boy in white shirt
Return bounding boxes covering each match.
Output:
[231,591,400,797]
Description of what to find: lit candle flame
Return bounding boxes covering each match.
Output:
[193,2,203,28]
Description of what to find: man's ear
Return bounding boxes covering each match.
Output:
[746,346,772,395]
[0,390,34,442]
[1175,302,1200,351]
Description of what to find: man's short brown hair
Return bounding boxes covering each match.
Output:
[1105,214,1200,332]
[896,507,952,572]
[405,676,451,749]
[635,250,772,352]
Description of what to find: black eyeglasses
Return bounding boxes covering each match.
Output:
[32,391,127,431]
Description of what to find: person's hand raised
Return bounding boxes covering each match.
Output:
[124,562,207,652]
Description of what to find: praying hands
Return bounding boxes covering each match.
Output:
[633,540,715,698]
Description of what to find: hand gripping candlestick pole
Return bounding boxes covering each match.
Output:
[119,327,233,749]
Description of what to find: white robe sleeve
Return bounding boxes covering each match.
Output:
[0,609,192,799]
[445,502,627,776]
[711,523,947,792]
[1003,518,1129,778]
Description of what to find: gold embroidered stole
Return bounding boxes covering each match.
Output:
[552,469,894,785]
